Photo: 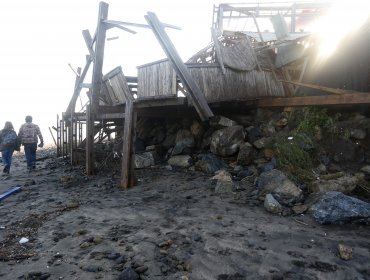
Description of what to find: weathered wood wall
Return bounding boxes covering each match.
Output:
[102,67,132,105]
[137,59,177,99]
[137,59,285,103]
[187,64,285,103]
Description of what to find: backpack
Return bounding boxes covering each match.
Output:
[3,131,17,145]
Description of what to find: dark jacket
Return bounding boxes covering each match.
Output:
[0,129,20,151]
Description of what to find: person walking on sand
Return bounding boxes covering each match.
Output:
[18,115,44,171]
[0,121,19,174]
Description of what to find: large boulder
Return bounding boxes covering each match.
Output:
[308,191,370,224]
[310,173,364,193]
[195,154,228,174]
[134,152,155,169]
[210,125,245,157]
[257,169,303,205]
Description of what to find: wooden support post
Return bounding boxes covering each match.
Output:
[103,66,136,188]
[121,99,136,189]
[56,115,61,156]
[86,1,109,175]
[86,104,95,174]
[69,67,81,164]
[145,12,214,122]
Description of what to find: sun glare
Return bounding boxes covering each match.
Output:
[311,1,370,58]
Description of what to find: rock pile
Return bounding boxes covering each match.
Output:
[104,107,370,225]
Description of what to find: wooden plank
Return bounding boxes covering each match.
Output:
[65,58,92,115]
[82,29,95,57]
[49,127,57,146]
[104,22,136,34]
[145,12,214,121]
[278,80,369,95]
[86,2,109,175]
[257,93,370,107]
[103,19,181,30]
[211,28,226,75]
[90,2,108,112]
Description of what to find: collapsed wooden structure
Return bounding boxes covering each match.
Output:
[57,1,370,187]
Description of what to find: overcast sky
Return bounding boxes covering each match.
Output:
[0,0,368,143]
[0,0,224,143]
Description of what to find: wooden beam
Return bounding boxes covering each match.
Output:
[86,1,109,175]
[103,19,181,30]
[104,22,136,34]
[65,58,92,115]
[279,80,370,95]
[257,93,370,107]
[145,12,214,122]
[82,29,95,57]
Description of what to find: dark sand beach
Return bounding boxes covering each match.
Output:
[0,148,369,280]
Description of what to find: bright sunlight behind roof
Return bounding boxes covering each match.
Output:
[311,1,370,58]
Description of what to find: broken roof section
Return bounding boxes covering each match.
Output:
[187,1,369,98]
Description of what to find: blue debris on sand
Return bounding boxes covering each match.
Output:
[0,186,22,201]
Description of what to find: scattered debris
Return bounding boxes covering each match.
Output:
[338,244,353,260]
[0,185,21,201]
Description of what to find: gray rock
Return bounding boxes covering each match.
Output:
[310,173,364,193]
[261,121,276,136]
[308,191,370,224]
[210,115,238,128]
[253,137,271,149]
[360,165,370,175]
[194,154,228,174]
[190,120,205,139]
[168,155,192,168]
[118,267,140,280]
[172,129,195,155]
[236,142,254,166]
[134,152,155,169]
[257,169,302,205]
[210,125,245,157]
[212,170,234,193]
[275,118,288,127]
[264,194,283,214]
[350,128,367,140]
[292,204,308,214]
